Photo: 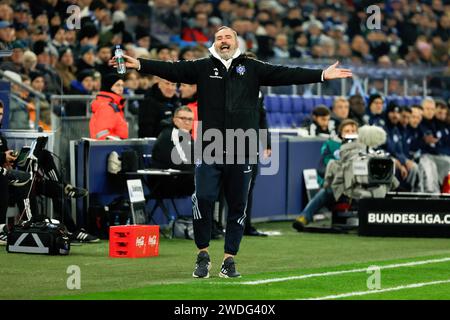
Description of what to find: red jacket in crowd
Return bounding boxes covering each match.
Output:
[89,91,129,140]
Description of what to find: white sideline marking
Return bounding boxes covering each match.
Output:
[304,279,450,300]
[238,257,450,285]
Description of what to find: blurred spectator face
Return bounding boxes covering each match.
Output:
[422,100,436,120]
[65,30,77,45]
[11,48,24,64]
[35,14,49,27]
[410,107,423,128]
[264,23,278,38]
[340,123,358,138]
[173,109,194,133]
[31,76,45,92]
[97,47,112,63]
[369,98,384,115]
[0,102,3,124]
[15,6,30,24]
[313,114,330,131]
[219,0,232,13]
[387,110,400,124]
[22,51,37,70]
[333,98,350,119]
[83,50,96,66]
[111,79,124,96]
[0,4,13,21]
[400,110,411,127]
[125,71,139,90]
[61,50,74,67]
[214,27,238,60]
[435,105,448,122]
[296,33,308,47]
[157,48,171,61]
[81,76,95,92]
[158,79,177,98]
[337,42,351,58]
[179,83,197,99]
[378,55,392,67]
[38,51,51,65]
[349,95,365,116]
[54,28,65,43]
[181,49,195,61]
[275,34,288,50]
[170,48,179,61]
[256,11,270,24]
[94,8,108,22]
[137,36,150,50]
[0,25,14,43]
[139,76,151,90]
[195,13,209,29]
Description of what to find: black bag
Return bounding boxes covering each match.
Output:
[172,216,194,240]
[121,150,143,173]
[6,219,70,255]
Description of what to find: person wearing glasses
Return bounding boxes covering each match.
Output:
[149,106,195,203]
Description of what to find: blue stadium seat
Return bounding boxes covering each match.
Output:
[303,97,314,114]
[323,96,333,108]
[268,112,282,128]
[279,95,292,113]
[264,95,280,113]
[291,96,303,113]
[413,96,422,105]
[395,97,406,107]
[313,96,324,107]
[279,113,294,128]
[294,113,305,127]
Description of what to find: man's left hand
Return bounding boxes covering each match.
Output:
[323,61,353,80]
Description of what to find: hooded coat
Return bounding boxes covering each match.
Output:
[89,91,128,140]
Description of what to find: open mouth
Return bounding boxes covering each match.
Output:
[220,44,230,51]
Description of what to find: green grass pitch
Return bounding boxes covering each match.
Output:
[1,221,450,300]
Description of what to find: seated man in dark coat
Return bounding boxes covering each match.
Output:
[149,106,195,198]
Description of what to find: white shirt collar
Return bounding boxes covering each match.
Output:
[208,45,242,70]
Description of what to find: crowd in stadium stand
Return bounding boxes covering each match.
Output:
[0,1,449,190]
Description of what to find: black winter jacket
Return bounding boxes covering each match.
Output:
[138,84,181,138]
[138,55,323,154]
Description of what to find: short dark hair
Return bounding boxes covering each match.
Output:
[401,105,412,113]
[435,99,448,110]
[0,100,4,109]
[312,105,330,117]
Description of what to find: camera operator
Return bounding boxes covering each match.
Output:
[293,119,359,231]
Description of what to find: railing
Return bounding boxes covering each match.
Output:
[0,69,46,131]
[49,94,146,181]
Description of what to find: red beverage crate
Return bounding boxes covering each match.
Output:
[109,225,160,258]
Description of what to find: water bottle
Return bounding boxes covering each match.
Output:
[115,45,126,74]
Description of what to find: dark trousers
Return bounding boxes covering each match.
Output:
[1,150,77,231]
[244,163,259,233]
[192,162,253,255]
[0,175,8,224]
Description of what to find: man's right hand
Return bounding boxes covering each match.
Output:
[5,150,17,164]
[109,54,140,70]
